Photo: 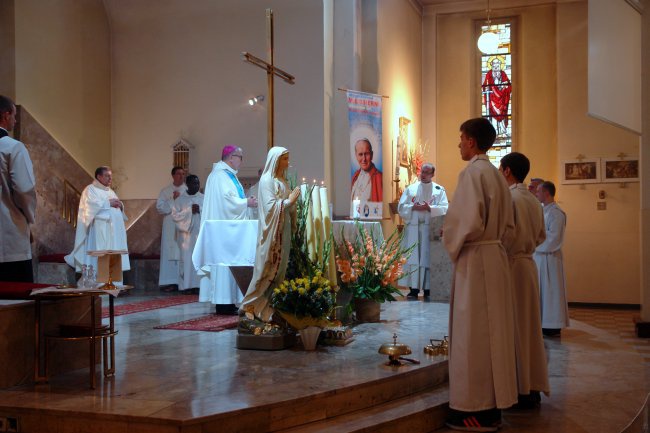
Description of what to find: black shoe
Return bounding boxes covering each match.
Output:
[423,289,430,298]
[542,328,561,337]
[406,289,419,300]
[215,304,239,315]
[509,393,540,410]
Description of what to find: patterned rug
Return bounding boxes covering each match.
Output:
[153,314,239,332]
[102,295,199,318]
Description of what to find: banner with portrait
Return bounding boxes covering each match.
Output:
[347,90,383,220]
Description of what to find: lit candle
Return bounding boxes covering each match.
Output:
[352,197,361,219]
[320,186,337,284]
[311,185,323,263]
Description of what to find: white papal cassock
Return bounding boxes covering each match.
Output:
[198,161,248,305]
[442,154,517,411]
[503,183,550,396]
[171,192,203,291]
[156,183,187,286]
[65,180,130,276]
[398,181,448,290]
[534,202,570,329]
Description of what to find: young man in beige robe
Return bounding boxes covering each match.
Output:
[442,118,517,431]
[499,152,550,409]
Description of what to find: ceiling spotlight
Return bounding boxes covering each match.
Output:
[248,95,265,106]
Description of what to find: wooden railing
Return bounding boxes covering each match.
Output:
[61,179,81,228]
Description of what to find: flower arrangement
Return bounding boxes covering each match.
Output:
[270,272,337,329]
[335,224,414,304]
[406,139,430,186]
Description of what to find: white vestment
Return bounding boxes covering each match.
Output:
[65,180,130,277]
[171,192,203,290]
[0,133,36,262]
[156,183,187,285]
[198,161,249,305]
[397,181,448,289]
[442,154,517,411]
[534,202,570,329]
[247,181,260,221]
[241,147,296,321]
[503,183,550,395]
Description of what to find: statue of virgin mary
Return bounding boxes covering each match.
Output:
[240,147,300,322]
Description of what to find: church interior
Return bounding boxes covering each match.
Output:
[0,0,649,432]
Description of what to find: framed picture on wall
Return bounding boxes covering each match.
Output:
[601,157,639,183]
[561,158,601,184]
[399,117,411,167]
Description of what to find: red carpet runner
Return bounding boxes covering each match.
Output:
[102,295,199,318]
[154,314,239,332]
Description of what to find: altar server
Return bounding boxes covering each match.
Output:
[443,118,517,431]
[65,166,130,280]
[171,175,203,292]
[500,152,550,409]
[534,181,570,337]
[156,166,187,291]
[398,163,448,300]
[199,145,257,314]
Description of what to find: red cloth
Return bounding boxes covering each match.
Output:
[482,69,512,126]
[0,282,51,299]
[351,164,383,202]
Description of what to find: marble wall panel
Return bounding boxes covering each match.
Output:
[429,215,451,302]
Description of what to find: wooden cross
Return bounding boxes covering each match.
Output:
[242,9,295,149]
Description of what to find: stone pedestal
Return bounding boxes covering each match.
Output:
[428,215,452,302]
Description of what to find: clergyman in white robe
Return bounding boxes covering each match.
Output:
[502,179,550,399]
[156,168,187,287]
[172,186,203,291]
[442,119,517,416]
[65,173,130,280]
[534,198,570,331]
[198,147,253,307]
[398,164,448,296]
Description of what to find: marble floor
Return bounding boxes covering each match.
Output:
[0,289,647,432]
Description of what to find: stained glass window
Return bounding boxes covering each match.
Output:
[480,23,512,167]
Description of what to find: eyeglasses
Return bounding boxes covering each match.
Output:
[231,154,243,160]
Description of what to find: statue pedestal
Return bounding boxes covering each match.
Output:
[236,333,296,350]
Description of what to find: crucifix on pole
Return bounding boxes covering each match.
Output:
[241,9,296,149]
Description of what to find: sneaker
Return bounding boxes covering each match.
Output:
[215,304,239,315]
[445,411,498,432]
[508,394,540,410]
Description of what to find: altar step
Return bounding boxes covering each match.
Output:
[278,384,449,433]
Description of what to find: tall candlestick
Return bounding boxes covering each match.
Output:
[311,185,323,263]
[395,137,401,177]
[320,186,337,284]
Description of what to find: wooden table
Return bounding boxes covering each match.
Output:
[33,288,126,389]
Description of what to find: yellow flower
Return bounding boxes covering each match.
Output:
[298,288,306,295]
[273,288,281,294]
[282,286,288,294]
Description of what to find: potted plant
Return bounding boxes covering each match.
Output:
[270,273,337,350]
[335,224,414,322]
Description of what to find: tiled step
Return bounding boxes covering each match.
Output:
[277,384,449,433]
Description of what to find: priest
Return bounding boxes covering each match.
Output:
[156,166,187,291]
[499,152,550,409]
[534,181,569,337]
[442,118,516,431]
[398,163,448,300]
[65,166,130,280]
[171,174,203,293]
[199,145,257,315]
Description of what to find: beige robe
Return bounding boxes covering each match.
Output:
[171,192,203,290]
[442,154,517,411]
[503,183,550,395]
[240,147,296,321]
